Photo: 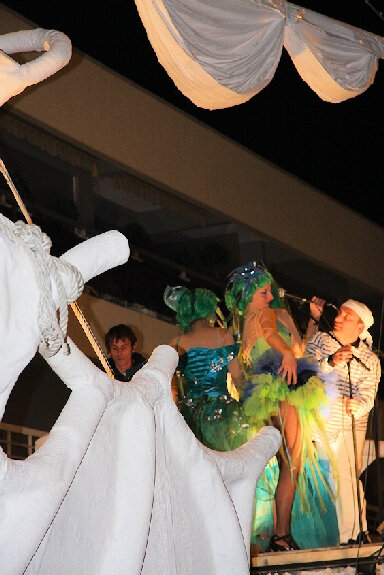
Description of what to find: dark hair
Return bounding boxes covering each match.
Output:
[105,324,137,352]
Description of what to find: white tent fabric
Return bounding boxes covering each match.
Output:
[135,0,384,108]
[0,212,281,574]
[0,28,71,106]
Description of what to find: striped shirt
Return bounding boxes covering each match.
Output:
[305,331,381,440]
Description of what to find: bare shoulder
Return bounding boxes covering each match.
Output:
[221,327,235,345]
[170,334,188,355]
[170,335,183,348]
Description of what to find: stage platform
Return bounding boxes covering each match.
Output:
[251,542,384,574]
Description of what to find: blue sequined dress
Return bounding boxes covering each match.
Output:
[177,344,248,451]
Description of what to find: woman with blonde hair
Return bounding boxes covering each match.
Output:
[225,262,338,552]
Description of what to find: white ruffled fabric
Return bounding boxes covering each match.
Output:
[135,0,384,108]
[0,341,281,575]
[0,214,281,574]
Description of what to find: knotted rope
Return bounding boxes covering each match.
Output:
[0,212,83,357]
[0,158,113,374]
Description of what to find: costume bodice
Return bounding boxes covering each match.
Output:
[177,344,239,399]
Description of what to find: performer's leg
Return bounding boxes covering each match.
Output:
[272,403,301,545]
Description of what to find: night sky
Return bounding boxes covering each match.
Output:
[2,0,384,228]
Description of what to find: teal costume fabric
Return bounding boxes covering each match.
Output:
[177,343,248,451]
[241,320,339,550]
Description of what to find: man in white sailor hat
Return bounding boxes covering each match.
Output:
[305,299,381,545]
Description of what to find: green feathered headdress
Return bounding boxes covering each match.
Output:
[224,261,284,340]
[163,285,224,332]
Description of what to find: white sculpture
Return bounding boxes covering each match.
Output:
[0,212,281,575]
[0,28,72,106]
[0,28,281,575]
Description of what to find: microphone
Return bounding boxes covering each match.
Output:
[278,288,308,304]
[278,288,338,311]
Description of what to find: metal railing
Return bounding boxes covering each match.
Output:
[0,422,47,460]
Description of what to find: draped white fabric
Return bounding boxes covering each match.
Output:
[135,0,384,108]
[0,214,281,574]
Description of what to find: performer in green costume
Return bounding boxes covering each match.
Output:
[225,262,339,551]
[164,285,247,451]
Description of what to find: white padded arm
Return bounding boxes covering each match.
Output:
[0,28,72,106]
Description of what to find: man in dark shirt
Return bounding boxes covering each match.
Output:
[105,324,146,382]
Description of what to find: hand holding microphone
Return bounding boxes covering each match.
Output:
[278,288,338,312]
[309,296,325,322]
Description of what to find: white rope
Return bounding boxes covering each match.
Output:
[0,158,32,224]
[0,213,84,358]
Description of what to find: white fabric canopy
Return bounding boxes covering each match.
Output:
[135,0,384,108]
